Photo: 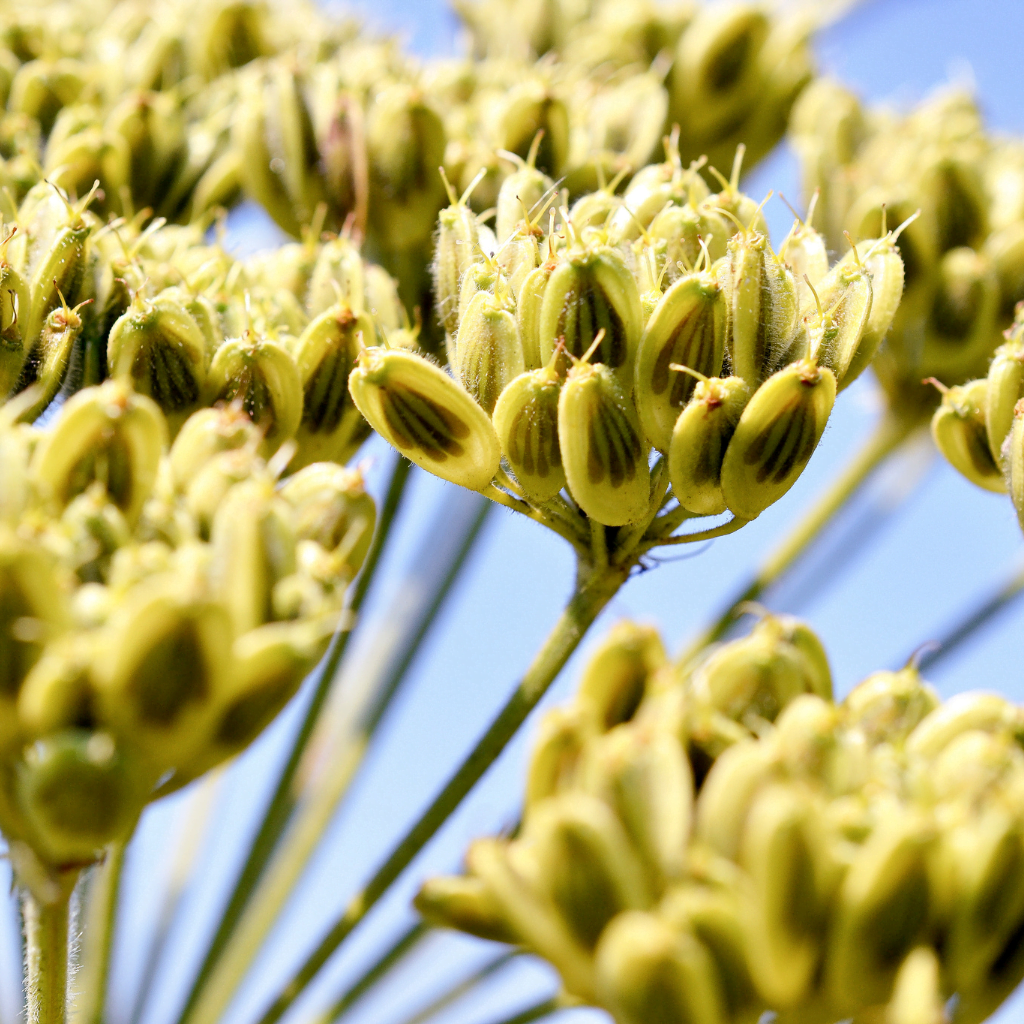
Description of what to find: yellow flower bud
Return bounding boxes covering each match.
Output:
[886,947,946,1024]
[279,462,376,581]
[466,837,596,1000]
[306,236,366,318]
[500,85,569,180]
[595,911,726,1024]
[168,405,260,491]
[17,634,96,740]
[739,783,826,1008]
[584,724,693,886]
[414,874,518,944]
[695,739,776,860]
[844,667,941,747]
[19,289,91,419]
[93,581,233,771]
[0,241,30,398]
[929,377,1004,493]
[366,84,447,252]
[291,302,375,468]
[494,150,553,245]
[525,706,595,812]
[540,247,643,387]
[985,333,1024,467]
[515,261,554,371]
[720,357,836,520]
[558,360,650,526]
[634,270,726,453]
[209,479,297,636]
[16,730,147,865]
[456,289,525,414]
[491,362,564,503]
[432,173,482,337]
[670,6,769,144]
[528,792,653,948]
[349,346,500,490]
[669,374,751,517]
[105,90,186,209]
[203,333,303,455]
[107,294,208,432]
[943,808,1024,995]
[825,816,935,1014]
[809,255,874,389]
[31,380,167,526]
[905,691,1017,760]
[577,621,666,731]
[921,248,1000,383]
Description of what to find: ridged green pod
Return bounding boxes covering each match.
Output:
[634,270,726,453]
[19,292,90,419]
[495,157,552,245]
[203,334,303,455]
[348,347,500,490]
[985,333,1024,467]
[516,261,553,371]
[825,817,935,1014]
[31,380,167,525]
[739,784,827,1008]
[930,378,1004,493]
[1005,402,1024,528]
[720,358,836,520]
[921,247,1000,382]
[16,730,146,864]
[169,405,260,491]
[456,290,525,414]
[841,234,906,386]
[558,362,650,527]
[669,375,751,516]
[415,875,518,945]
[291,303,375,469]
[0,251,30,398]
[539,248,643,386]
[491,363,563,503]
[94,583,233,771]
[528,793,653,949]
[433,180,481,337]
[808,258,873,388]
[108,295,208,429]
[595,912,726,1024]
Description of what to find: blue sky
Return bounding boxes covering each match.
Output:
[17,4,1024,1024]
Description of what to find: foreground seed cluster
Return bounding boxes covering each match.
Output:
[421,617,1024,1024]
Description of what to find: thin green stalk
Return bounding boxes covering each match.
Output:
[907,557,1024,674]
[173,455,412,1024]
[383,950,519,1024]
[187,494,490,1024]
[479,997,559,1024]
[23,878,76,1024]
[254,558,630,1024]
[312,923,428,1024]
[681,412,922,658]
[70,844,124,1024]
[128,770,224,1024]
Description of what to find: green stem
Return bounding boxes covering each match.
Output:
[480,997,559,1024]
[681,412,921,658]
[23,879,76,1024]
[173,454,412,1024]
[128,770,224,1024]
[910,557,1024,674]
[254,558,629,1024]
[70,844,124,1024]
[383,950,519,1024]
[186,494,490,1024]
[318,923,429,1024]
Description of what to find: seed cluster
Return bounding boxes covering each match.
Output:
[791,82,1024,411]
[0,385,375,871]
[351,143,905,532]
[420,616,1024,1024]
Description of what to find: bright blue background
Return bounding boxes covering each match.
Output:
[4,3,1024,1024]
